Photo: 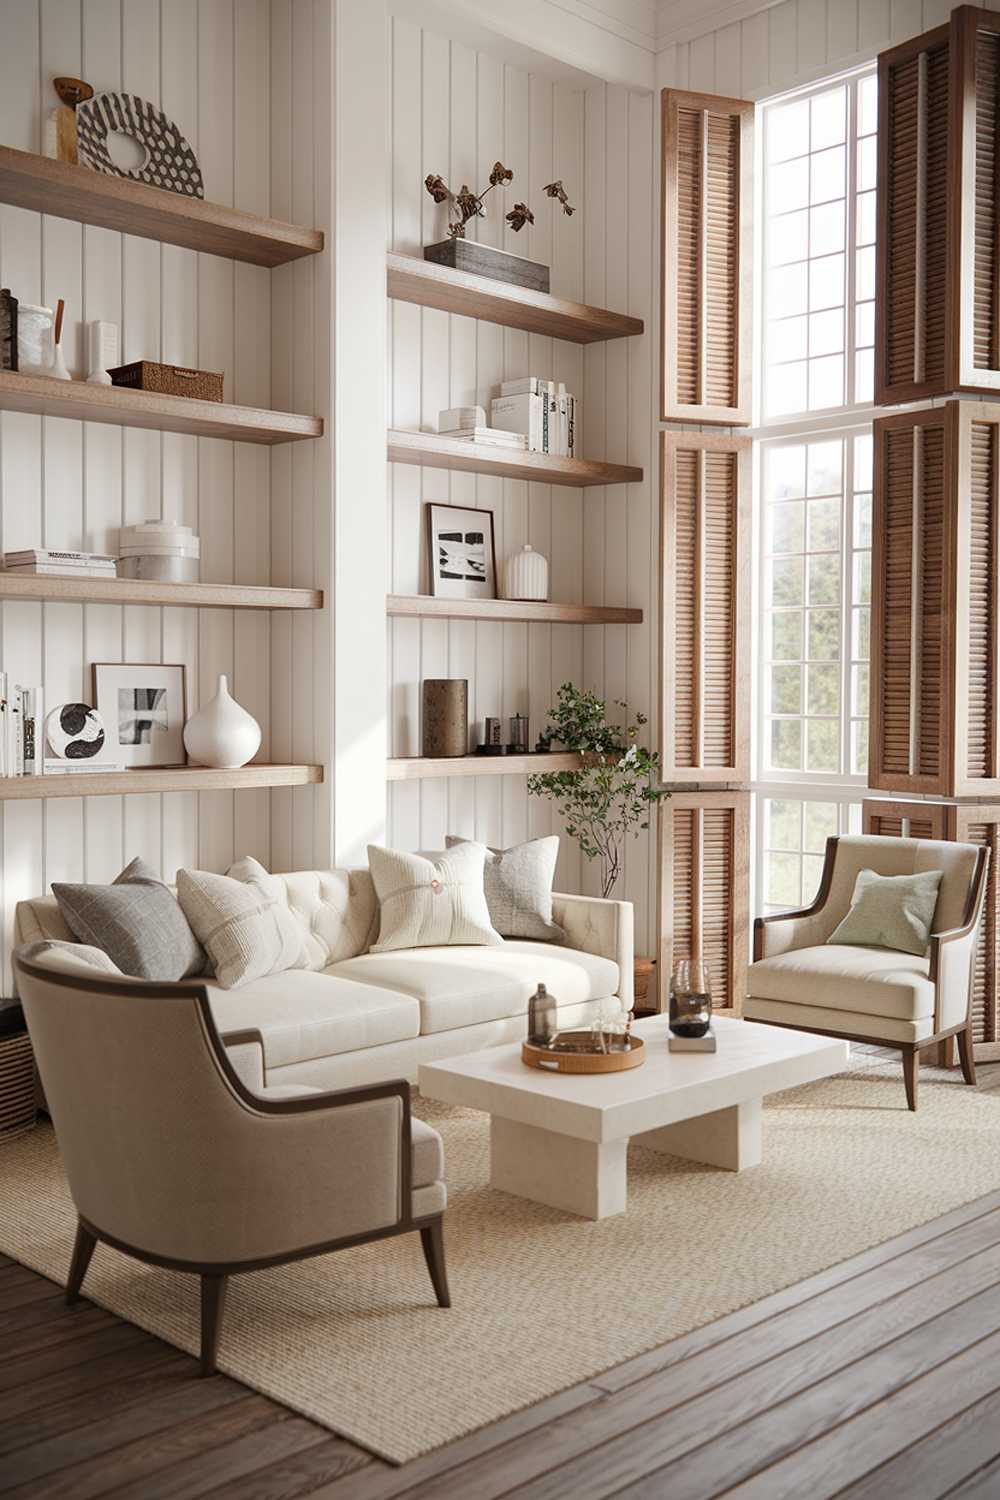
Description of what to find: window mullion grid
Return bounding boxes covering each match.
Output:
[845,78,859,408]
[841,433,855,779]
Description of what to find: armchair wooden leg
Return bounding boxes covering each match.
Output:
[420,1220,451,1308]
[200,1274,228,1377]
[902,1048,919,1112]
[957,1025,977,1088]
[66,1220,97,1304]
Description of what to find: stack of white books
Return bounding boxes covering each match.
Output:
[0,677,43,777]
[3,548,118,577]
[491,378,576,456]
[436,405,527,450]
[43,760,126,775]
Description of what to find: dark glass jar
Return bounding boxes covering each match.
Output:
[669,959,712,1039]
[527,983,557,1046]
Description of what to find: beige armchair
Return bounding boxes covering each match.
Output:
[745,834,990,1110]
[14,944,450,1376]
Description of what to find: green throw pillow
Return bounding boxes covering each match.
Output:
[827,867,943,956]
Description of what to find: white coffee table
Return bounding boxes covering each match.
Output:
[418,1016,848,1219]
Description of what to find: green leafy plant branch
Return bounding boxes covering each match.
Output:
[527,683,668,899]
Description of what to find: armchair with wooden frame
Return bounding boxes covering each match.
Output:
[13,944,450,1376]
[744,834,989,1110]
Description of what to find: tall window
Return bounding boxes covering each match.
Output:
[756,67,876,914]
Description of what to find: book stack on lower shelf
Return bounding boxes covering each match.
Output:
[0,676,42,777]
[3,548,116,577]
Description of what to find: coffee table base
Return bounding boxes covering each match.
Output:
[489,1100,763,1220]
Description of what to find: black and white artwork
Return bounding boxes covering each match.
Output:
[427,503,497,600]
[45,703,106,760]
[76,92,204,199]
[92,664,187,767]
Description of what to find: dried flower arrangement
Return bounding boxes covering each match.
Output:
[424,161,575,240]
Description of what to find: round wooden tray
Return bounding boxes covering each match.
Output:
[521,1031,645,1074]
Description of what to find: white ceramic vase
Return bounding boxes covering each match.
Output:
[183,674,261,768]
[502,543,549,601]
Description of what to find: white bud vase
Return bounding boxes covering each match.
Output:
[183,674,261,769]
[502,543,549,602]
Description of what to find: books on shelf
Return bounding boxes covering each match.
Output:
[3,549,118,577]
[0,677,43,778]
[43,760,126,775]
[491,378,576,457]
[437,426,527,449]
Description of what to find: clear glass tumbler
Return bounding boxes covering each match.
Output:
[669,959,712,1039]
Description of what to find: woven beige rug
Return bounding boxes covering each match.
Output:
[1,1056,999,1464]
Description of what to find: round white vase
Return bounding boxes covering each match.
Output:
[502,543,549,601]
[183,674,261,768]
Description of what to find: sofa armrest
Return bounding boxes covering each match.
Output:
[219,1028,266,1092]
[552,892,634,1009]
[928,845,991,1031]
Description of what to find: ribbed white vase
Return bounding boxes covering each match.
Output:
[183,674,261,769]
[502,543,549,601]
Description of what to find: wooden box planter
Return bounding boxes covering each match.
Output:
[0,1030,36,1142]
[633,957,657,1014]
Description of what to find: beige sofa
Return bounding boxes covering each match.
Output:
[16,867,633,1092]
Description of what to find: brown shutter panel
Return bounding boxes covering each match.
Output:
[658,792,750,1014]
[661,89,753,424]
[862,798,1000,1059]
[660,431,750,784]
[876,6,1000,403]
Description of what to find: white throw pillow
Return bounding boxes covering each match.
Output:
[226,855,329,971]
[445,834,565,941]
[367,842,503,953]
[176,867,309,989]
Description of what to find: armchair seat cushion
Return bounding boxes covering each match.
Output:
[747,944,935,1022]
[325,940,620,1035]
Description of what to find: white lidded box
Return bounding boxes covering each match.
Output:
[118,520,201,582]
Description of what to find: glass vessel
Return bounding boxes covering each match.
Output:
[669,959,712,1039]
[527,983,557,1046]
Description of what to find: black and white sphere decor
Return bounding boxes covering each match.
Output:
[75,92,204,199]
[45,703,106,761]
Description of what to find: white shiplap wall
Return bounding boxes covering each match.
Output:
[386,18,658,952]
[0,0,283,988]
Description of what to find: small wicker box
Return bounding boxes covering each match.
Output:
[108,360,224,402]
[0,1032,36,1142]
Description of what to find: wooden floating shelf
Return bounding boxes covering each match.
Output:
[0,764,323,801]
[387,595,642,625]
[387,253,644,344]
[0,574,322,610]
[0,146,323,268]
[387,430,642,488]
[0,372,321,445]
[386,753,587,781]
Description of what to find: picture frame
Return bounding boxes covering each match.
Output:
[426,502,497,600]
[91,663,188,768]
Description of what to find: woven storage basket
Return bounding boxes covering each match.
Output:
[0,1032,36,1142]
[108,360,224,402]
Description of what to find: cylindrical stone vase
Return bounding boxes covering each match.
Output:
[422,679,468,758]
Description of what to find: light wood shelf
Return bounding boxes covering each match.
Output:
[387,594,641,625]
[0,146,323,267]
[0,371,321,445]
[0,574,322,610]
[0,764,323,801]
[386,253,644,344]
[386,753,586,781]
[387,430,642,488]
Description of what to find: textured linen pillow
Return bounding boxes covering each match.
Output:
[52,857,206,981]
[827,867,943,956]
[176,867,309,989]
[368,842,503,953]
[20,939,124,979]
[445,834,565,941]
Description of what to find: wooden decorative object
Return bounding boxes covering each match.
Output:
[870,401,1000,796]
[862,797,1000,1061]
[0,1031,36,1141]
[424,239,549,293]
[658,791,750,1016]
[876,7,1000,404]
[109,360,223,403]
[521,1032,645,1074]
[76,92,205,199]
[661,88,753,425]
[660,431,751,784]
[422,679,468,758]
[633,957,657,1013]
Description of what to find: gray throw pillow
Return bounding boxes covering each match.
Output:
[52,856,206,981]
[446,834,565,941]
[827,867,943,956]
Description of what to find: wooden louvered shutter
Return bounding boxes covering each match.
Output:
[876,7,1000,403]
[861,798,949,841]
[660,432,750,783]
[661,89,753,424]
[658,792,749,1014]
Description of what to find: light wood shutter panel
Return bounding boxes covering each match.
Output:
[862,798,1000,1059]
[658,791,749,1015]
[661,89,752,425]
[876,7,1000,403]
[660,431,750,784]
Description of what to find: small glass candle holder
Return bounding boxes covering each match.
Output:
[669,959,712,1039]
[508,713,529,754]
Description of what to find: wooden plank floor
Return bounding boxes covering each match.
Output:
[0,1053,998,1500]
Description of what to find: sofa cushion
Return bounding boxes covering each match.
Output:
[827,867,943,955]
[747,944,935,1022]
[445,834,564,941]
[207,969,420,1068]
[327,940,620,1035]
[52,857,206,982]
[227,858,378,969]
[19,939,124,979]
[368,843,502,953]
[178,867,309,989]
